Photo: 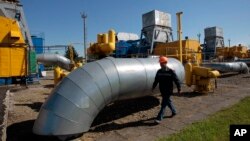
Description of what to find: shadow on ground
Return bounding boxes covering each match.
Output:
[7,96,160,140]
[92,96,159,127]
[91,117,158,132]
[15,102,43,112]
[90,94,204,132]
[7,120,60,141]
[43,84,54,88]
[219,73,240,78]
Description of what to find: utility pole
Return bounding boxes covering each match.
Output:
[81,12,87,62]
[176,12,183,63]
[197,33,201,43]
[228,38,231,47]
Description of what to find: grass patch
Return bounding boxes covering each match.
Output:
[158,97,250,141]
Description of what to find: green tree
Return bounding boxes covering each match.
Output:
[64,45,79,61]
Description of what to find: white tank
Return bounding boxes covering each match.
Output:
[116,32,139,41]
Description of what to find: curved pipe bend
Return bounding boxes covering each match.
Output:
[37,54,71,71]
[33,57,185,136]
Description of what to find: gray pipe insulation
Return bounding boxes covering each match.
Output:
[236,59,250,66]
[202,62,249,74]
[33,57,185,136]
[37,54,71,71]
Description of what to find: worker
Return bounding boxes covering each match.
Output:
[152,56,181,124]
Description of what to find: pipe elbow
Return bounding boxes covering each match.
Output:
[99,43,115,54]
[208,70,220,78]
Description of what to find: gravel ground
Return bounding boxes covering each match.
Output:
[4,72,250,141]
[0,87,7,140]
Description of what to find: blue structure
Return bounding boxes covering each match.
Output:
[0,78,12,85]
[38,64,45,77]
[115,40,150,57]
[31,36,44,54]
[115,41,132,57]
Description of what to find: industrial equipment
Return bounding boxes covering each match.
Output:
[116,32,139,41]
[203,26,225,60]
[33,57,185,136]
[33,9,250,138]
[37,51,82,85]
[53,66,69,85]
[0,16,27,78]
[86,10,249,93]
[152,12,221,93]
[37,53,71,85]
[176,12,183,63]
[202,62,249,74]
[37,54,71,71]
[153,40,220,93]
[185,62,220,93]
[202,26,250,64]
[0,0,39,85]
[141,10,173,54]
[0,0,33,46]
[154,39,202,64]
[202,27,250,71]
[31,35,44,54]
[87,29,116,58]
[216,44,249,59]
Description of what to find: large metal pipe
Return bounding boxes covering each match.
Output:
[37,54,71,71]
[236,59,250,67]
[33,57,185,136]
[202,62,249,74]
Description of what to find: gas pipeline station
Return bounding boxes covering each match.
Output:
[0,0,250,141]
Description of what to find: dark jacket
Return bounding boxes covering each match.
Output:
[152,67,181,94]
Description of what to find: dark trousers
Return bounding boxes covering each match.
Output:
[156,94,176,120]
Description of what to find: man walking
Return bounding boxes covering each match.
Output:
[152,56,181,124]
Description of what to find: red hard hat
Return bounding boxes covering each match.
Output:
[159,56,168,63]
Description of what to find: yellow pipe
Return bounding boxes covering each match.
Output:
[54,66,62,85]
[100,42,115,53]
[103,33,108,43]
[208,70,220,78]
[108,29,116,43]
[185,62,192,86]
[97,34,103,43]
[176,12,183,63]
[193,66,211,77]
[88,29,116,55]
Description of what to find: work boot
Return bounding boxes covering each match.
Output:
[171,113,177,117]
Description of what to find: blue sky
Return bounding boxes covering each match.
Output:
[21,0,250,56]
